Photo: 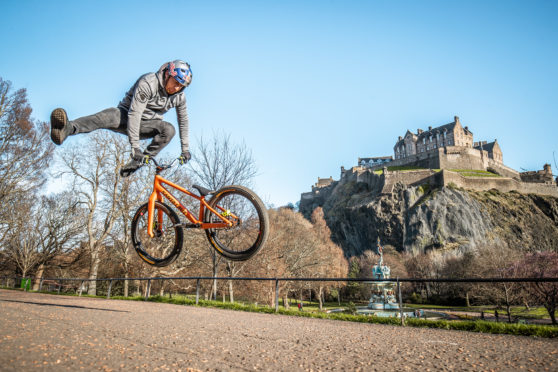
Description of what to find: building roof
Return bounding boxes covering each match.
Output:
[417,121,457,140]
[474,140,497,152]
[359,156,393,161]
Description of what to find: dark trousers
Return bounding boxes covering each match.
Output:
[69,107,175,156]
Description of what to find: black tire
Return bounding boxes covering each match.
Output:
[131,201,183,267]
[204,185,269,261]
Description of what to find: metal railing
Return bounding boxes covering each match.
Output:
[3,275,558,316]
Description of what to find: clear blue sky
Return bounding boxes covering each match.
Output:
[1,0,557,206]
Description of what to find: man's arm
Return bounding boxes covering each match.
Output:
[127,79,152,151]
[176,94,189,154]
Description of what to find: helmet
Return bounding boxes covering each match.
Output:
[167,60,192,86]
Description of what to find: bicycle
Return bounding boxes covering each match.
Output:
[131,158,269,267]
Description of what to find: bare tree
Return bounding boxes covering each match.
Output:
[310,207,348,310]
[187,132,259,299]
[0,78,54,245]
[188,132,258,190]
[470,243,524,322]
[516,251,558,324]
[0,192,85,282]
[56,132,128,295]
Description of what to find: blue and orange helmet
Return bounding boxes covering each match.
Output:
[167,60,192,86]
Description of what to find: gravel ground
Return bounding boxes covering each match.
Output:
[0,289,557,371]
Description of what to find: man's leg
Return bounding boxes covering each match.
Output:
[120,120,175,178]
[71,107,127,135]
[50,107,125,145]
[139,120,176,157]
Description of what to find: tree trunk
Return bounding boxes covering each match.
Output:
[546,305,557,325]
[318,286,323,311]
[465,291,470,308]
[211,251,218,301]
[133,279,141,296]
[228,280,234,303]
[283,293,290,310]
[87,244,100,296]
[124,273,129,297]
[32,264,45,291]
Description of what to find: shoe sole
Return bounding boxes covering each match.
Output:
[50,108,68,145]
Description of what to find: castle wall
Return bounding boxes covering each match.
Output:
[438,147,486,170]
[486,159,519,179]
[382,169,439,194]
[440,170,558,197]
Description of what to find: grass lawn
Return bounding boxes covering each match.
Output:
[448,169,501,177]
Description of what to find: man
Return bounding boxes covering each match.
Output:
[50,60,192,177]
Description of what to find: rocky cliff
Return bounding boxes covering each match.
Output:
[299,177,558,257]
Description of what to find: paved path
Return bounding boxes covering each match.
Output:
[0,289,556,371]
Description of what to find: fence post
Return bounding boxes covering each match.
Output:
[107,280,113,299]
[39,278,44,292]
[397,277,404,326]
[275,279,279,312]
[145,279,151,301]
[196,279,200,305]
[57,281,62,295]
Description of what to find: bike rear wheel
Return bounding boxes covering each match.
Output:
[131,201,183,267]
[204,185,269,261]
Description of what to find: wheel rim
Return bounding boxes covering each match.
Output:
[134,205,180,264]
[208,191,264,255]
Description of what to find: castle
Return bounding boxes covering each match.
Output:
[305,116,558,198]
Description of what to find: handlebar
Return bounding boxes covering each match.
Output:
[147,157,178,173]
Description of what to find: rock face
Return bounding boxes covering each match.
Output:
[299,177,558,257]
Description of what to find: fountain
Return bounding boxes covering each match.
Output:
[367,238,399,310]
[325,238,447,319]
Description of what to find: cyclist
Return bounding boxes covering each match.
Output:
[50,60,193,177]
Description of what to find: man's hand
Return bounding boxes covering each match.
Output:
[178,150,191,165]
[132,148,144,161]
[132,148,150,164]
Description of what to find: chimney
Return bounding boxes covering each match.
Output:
[454,116,460,125]
[398,136,402,141]
[428,126,432,131]
[417,129,423,134]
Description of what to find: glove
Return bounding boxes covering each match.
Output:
[132,148,149,164]
[178,150,191,165]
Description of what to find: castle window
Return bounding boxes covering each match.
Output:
[429,136,433,143]
[433,144,437,148]
[423,138,426,144]
[436,133,440,142]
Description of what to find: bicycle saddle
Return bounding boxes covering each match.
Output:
[192,184,214,197]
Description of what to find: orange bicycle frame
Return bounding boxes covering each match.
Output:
[146,174,234,238]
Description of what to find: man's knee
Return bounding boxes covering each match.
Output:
[160,122,175,143]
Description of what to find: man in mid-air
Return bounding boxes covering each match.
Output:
[50,60,192,177]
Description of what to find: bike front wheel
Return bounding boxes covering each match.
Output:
[204,185,269,261]
[131,201,183,267]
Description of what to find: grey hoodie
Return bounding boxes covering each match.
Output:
[118,62,189,153]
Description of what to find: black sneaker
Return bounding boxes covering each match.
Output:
[120,158,145,178]
[50,108,72,145]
